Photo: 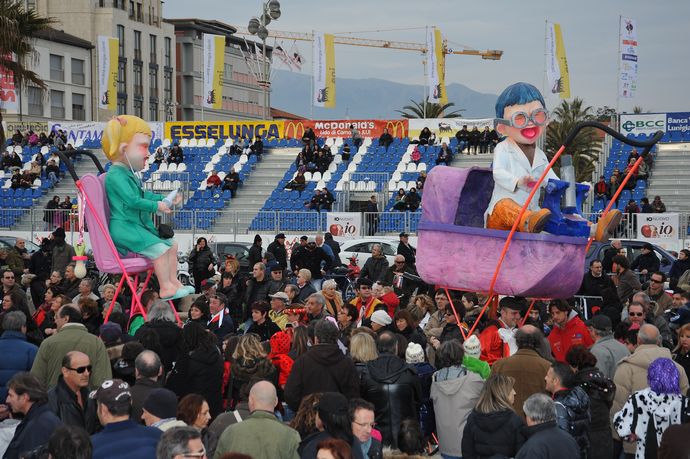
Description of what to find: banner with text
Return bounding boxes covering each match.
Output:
[0,53,19,114]
[97,36,118,111]
[619,113,666,135]
[636,213,680,250]
[619,17,638,99]
[312,32,335,108]
[545,22,571,99]
[426,28,447,105]
[665,112,690,135]
[408,118,494,139]
[50,121,163,145]
[203,34,225,110]
[326,212,362,238]
[284,119,408,140]
[165,121,284,140]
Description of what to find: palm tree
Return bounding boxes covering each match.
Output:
[544,98,601,182]
[396,98,464,119]
[0,0,55,145]
[632,106,644,114]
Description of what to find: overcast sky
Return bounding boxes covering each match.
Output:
[166,0,690,114]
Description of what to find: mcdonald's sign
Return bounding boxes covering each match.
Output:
[283,119,408,139]
[284,120,307,140]
[385,120,408,138]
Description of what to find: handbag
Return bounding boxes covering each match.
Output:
[158,223,174,239]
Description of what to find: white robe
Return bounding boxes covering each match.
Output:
[485,138,559,219]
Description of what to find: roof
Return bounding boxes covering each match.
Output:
[33,28,94,50]
[271,107,306,120]
[164,18,237,37]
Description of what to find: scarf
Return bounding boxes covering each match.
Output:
[322,290,343,316]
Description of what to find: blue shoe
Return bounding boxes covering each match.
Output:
[161,287,191,301]
[183,286,196,295]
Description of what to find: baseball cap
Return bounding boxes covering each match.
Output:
[90,379,132,405]
[669,308,690,327]
[267,262,282,272]
[307,236,316,244]
[585,314,613,331]
[201,278,216,289]
[399,232,409,237]
[276,233,286,239]
[269,292,290,302]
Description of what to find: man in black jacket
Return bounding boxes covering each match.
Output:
[396,232,416,266]
[578,260,616,305]
[266,233,288,269]
[631,243,660,276]
[516,393,580,459]
[248,235,263,269]
[359,331,421,448]
[360,244,389,283]
[47,351,99,434]
[290,238,332,290]
[284,320,359,412]
[245,263,271,311]
[130,350,162,424]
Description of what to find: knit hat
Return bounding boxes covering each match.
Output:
[254,234,262,243]
[405,343,425,364]
[52,227,66,239]
[316,392,349,417]
[371,310,392,327]
[143,388,178,420]
[463,335,481,359]
[99,322,122,346]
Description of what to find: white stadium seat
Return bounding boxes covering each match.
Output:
[180,139,189,147]
[406,163,416,173]
[322,171,332,182]
[418,163,427,172]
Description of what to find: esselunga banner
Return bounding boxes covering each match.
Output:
[164,121,284,140]
[284,119,408,140]
[408,118,494,139]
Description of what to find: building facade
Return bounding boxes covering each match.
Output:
[3,28,93,132]
[32,0,176,122]
[166,19,271,121]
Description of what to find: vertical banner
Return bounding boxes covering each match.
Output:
[545,22,570,99]
[97,36,118,111]
[203,34,224,109]
[619,17,638,99]
[426,28,447,105]
[312,32,335,108]
[0,53,18,114]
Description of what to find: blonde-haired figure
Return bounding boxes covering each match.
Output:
[103,115,191,300]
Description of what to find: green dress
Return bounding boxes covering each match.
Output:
[105,163,171,256]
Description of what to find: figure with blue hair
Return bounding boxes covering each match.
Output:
[486,82,621,241]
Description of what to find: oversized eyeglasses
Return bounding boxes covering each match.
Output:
[495,108,549,129]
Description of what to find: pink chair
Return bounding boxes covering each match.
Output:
[79,174,179,325]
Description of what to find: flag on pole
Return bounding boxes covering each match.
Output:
[97,36,118,111]
[273,40,294,71]
[312,32,335,108]
[545,22,571,99]
[203,33,225,109]
[619,17,638,98]
[0,54,19,114]
[289,41,304,71]
[426,27,447,104]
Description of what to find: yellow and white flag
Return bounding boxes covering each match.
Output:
[97,36,118,111]
[426,28,447,105]
[545,22,570,99]
[312,32,335,108]
[203,34,225,109]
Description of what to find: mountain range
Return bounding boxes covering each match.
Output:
[270,69,498,120]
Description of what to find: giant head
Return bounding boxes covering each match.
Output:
[102,115,152,171]
[494,82,548,145]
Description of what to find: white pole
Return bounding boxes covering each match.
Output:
[310,29,314,120]
[423,26,427,119]
[616,15,621,115]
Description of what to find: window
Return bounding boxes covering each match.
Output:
[149,35,157,63]
[51,90,65,118]
[149,67,158,98]
[128,0,134,18]
[27,86,43,116]
[133,63,143,96]
[113,0,125,9]
[163,70,172,101]
[72,93,85,120]
[248,91,259,104]
[117,96,126,115]
[164,37,171,67]
[149,101,157,121]
[71,58,85,85]
[224,63,233,80]
[25,0,36,9]
[117,60,126,93]
[50,54,64,81]
[136,2,142,22]
[134,30,142,60]
[133,99,143,118]
[117,25,125,57]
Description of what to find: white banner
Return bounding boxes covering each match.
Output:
[636,213,680,250]
[545,23,560,96]
[619,113,666,136]
[408,117,494,138]
[327,212,362,239]
[202,34,224,109]
[49,121,163,145]
[312,32,335,108]
[619,17,638,99]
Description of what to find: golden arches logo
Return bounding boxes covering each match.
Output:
[386,120,407,138]
[284,121,306,139]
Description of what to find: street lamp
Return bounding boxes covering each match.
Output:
[247,0,281,120]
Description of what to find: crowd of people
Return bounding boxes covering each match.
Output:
[3,227,690,459]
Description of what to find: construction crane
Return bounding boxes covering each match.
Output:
[233,27,503,60]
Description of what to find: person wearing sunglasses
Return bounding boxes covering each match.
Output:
[486,82,621,242]
[46,351,99,434]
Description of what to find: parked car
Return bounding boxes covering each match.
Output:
[213,242,252,273]
[0,236,40,254]
[339,238,411,267]
[585,239,676,275]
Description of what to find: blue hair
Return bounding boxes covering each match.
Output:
[495,82,546,118]
[648,357,680,394]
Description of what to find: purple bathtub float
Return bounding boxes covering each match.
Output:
[416,166,587,299]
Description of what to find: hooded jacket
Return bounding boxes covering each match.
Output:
[360,354,422,448]
[548,310,594,362]
[134,320,181,373]
[553,386,591,454]
[430,365,484,457]
[572,367,616,459]
[611,344,690,455]
[284,343,359,411]
[269,331,294,388]
[614,388,688,459]
[461,409,525,459]
[167,347,224,417]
